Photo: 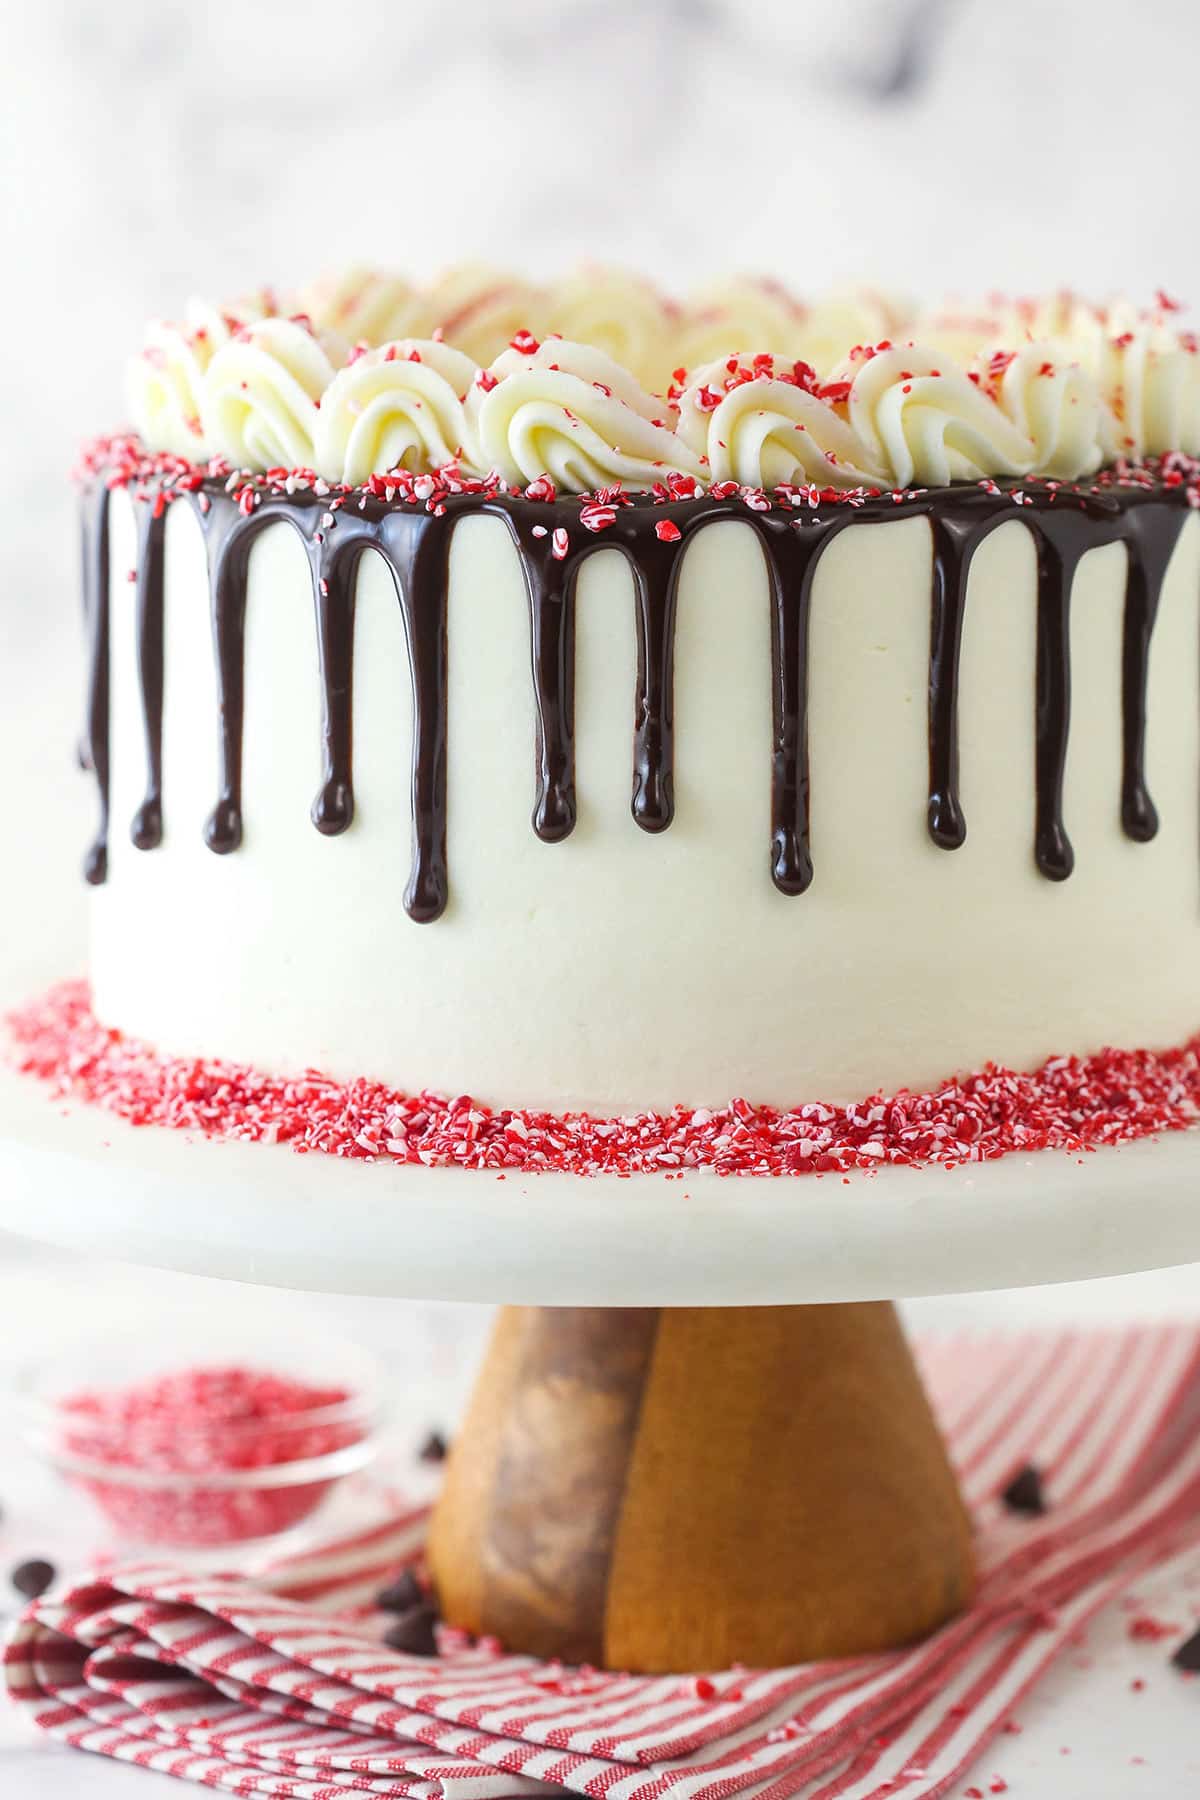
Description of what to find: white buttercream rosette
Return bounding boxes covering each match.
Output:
[314,340,485,485]
[128,292,276,460]
[300,266,431,348]
[675,354,886,490]
[542,268,676,393]
[423,265,547,367]
[203,317,345,470]
[467,336,703,490]
[834,343,1037,488]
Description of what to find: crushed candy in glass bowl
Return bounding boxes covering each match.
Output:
[17,1327,385,1549]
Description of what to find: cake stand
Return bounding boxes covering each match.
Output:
[4,1045,1200,1670]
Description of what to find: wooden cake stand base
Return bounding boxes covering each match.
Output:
[429,1301,974,1672]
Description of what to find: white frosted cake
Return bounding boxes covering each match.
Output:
[18,269,1200,1174]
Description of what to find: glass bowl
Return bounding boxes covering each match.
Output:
[14,1306,387,1552]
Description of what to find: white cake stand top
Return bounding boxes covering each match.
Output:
[2,1053,1199,1302]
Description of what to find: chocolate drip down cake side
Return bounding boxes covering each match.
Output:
[32,272,1200,1168]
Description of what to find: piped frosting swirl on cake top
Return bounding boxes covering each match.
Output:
[125,270,1200,494]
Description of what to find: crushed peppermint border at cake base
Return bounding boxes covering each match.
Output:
[8,982,1200,1179]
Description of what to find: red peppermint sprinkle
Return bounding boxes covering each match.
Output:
[551,527,569,560]
[790,360,821,393]
[655,518,682,542]
[11,982,1200,1183]
[580,502,618,532]
[509,329,540,355]
[70,436,1200,530]
[474,367,499,392]
[846,340,891,365]
[1128,1614,1177,1641]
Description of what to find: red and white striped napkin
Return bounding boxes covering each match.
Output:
[7,1325,1200,1800]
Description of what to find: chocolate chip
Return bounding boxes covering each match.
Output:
[376,1569,424,1614]
[11,1559,56,1600]
[383,1604,439,1657]
[418,1430,449,1464]
[1001,1463,1047,1515]
[1172,1626,1200,1672]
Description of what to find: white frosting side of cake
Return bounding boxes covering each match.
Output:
[89,491,1200,1113]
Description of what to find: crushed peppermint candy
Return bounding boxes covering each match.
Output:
[10,982,1200,1181]
[54,1363,366,1546]
[72,435,1200,521]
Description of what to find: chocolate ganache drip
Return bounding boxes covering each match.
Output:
[1120,504,1188,842]
[130,503,166,851]
[80,482,111,886]
[78,472,1194,920]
